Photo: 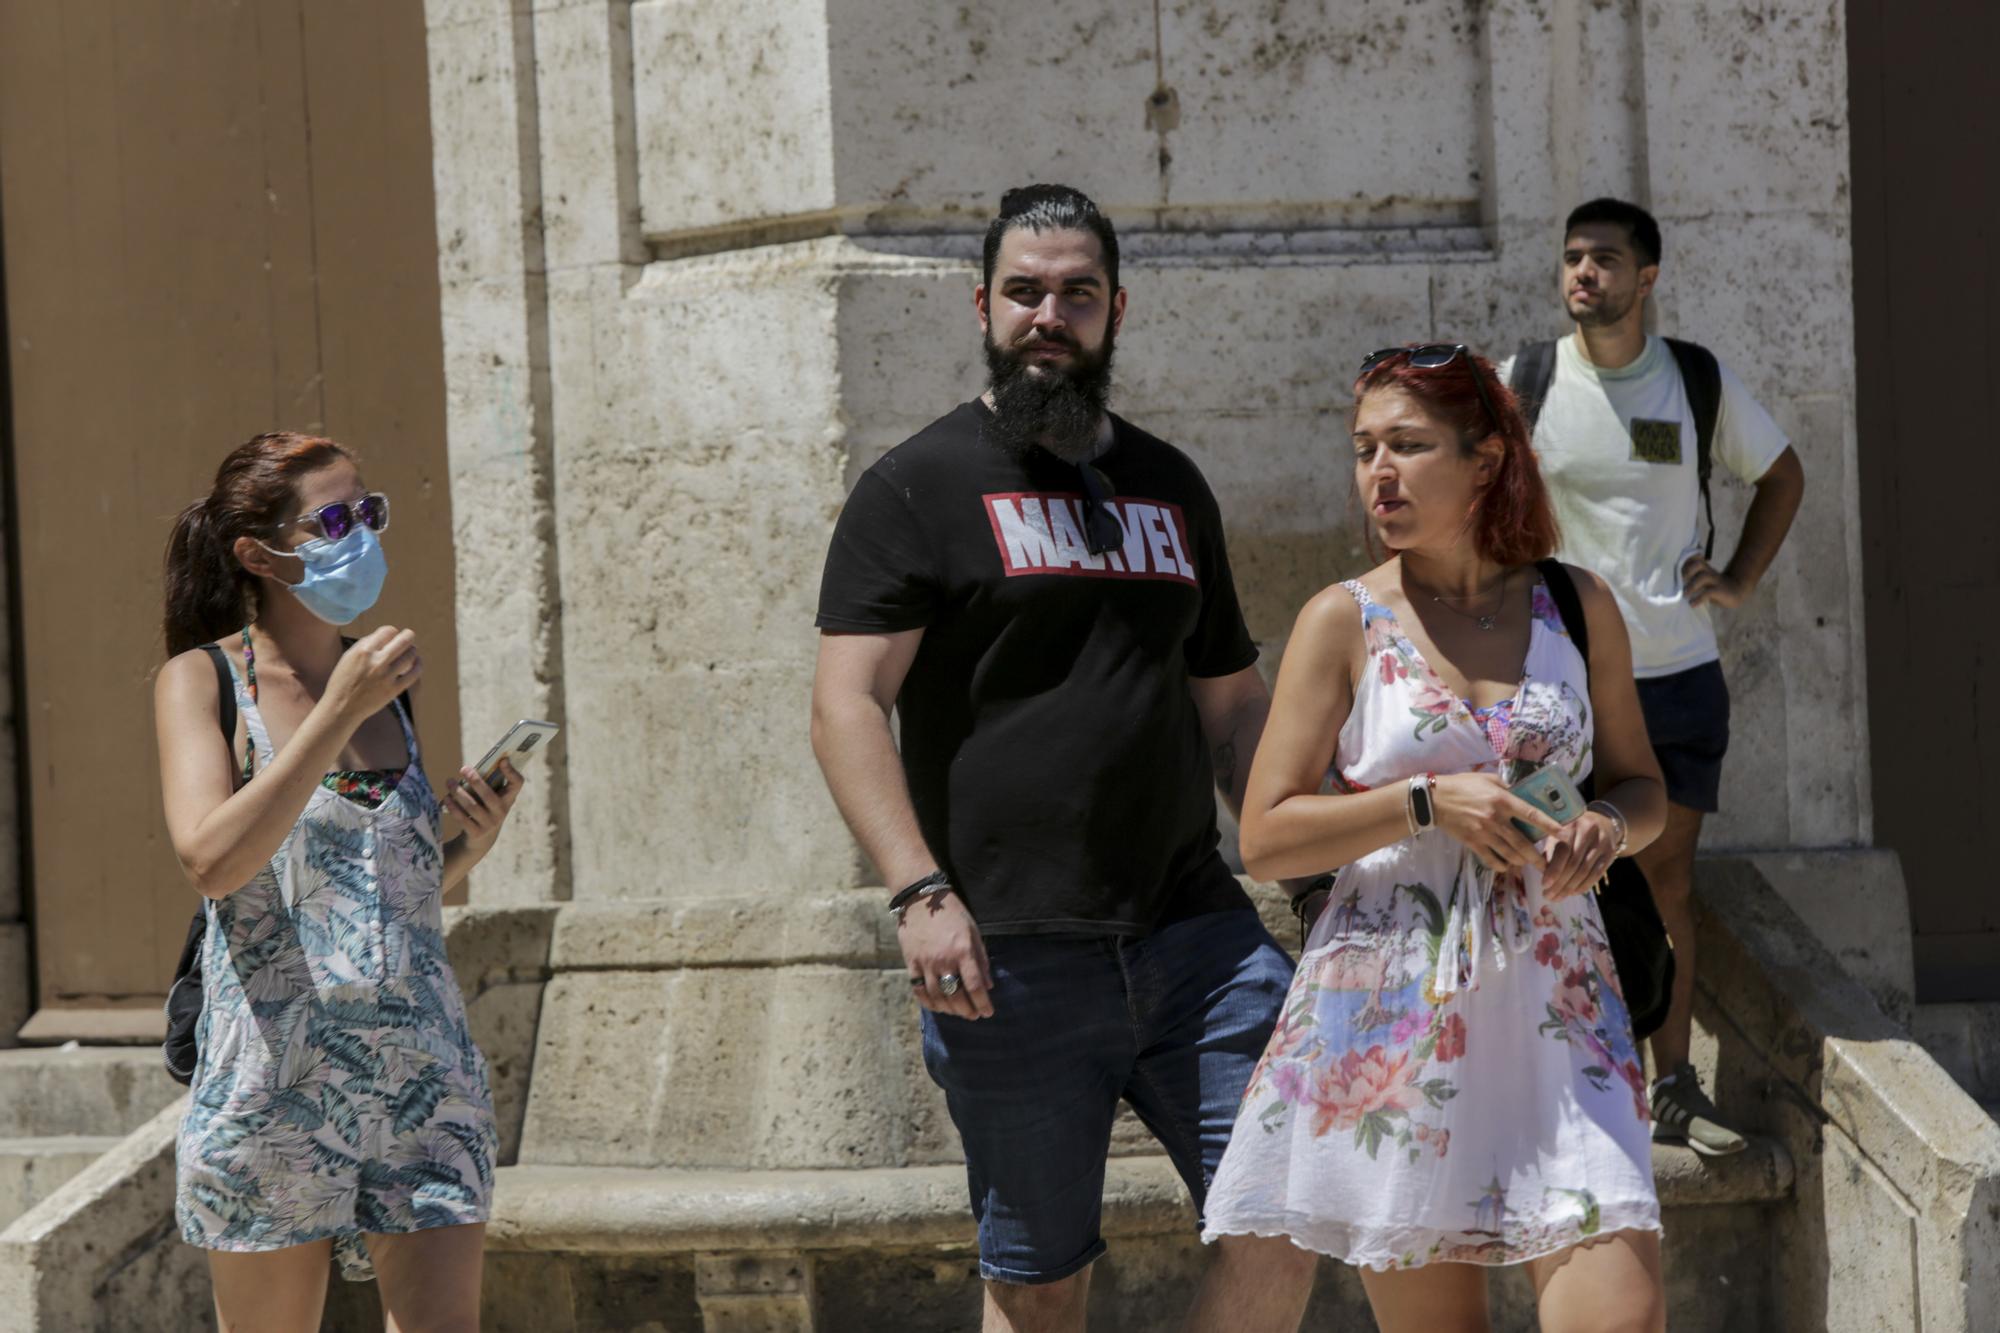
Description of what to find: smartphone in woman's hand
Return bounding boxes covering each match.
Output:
[467,720,559,793]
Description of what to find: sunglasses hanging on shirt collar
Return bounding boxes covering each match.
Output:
[1075,464,1125,556]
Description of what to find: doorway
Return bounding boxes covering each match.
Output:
[0,1,460,1039]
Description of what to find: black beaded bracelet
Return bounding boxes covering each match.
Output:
[888,869,951,912]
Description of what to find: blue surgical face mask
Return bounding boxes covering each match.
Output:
[258,525,388,625]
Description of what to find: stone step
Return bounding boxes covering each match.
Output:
[1911,1000,2000,1102]
[0,1135,122,1229]
[0,1047,183,1138]
[486,1140,1794,1257]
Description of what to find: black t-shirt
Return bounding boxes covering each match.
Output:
[815,400,1258,935]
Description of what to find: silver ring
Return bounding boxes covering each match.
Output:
[939,973,961,997]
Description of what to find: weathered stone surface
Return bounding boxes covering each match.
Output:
[1743,849,1913,1026]
[1697,858,2000,1332]
[1913,1001,2000,1105]
[0,925,25,1049]
[631,0,834,238]
[0,1049,182,1140]
[694,1252,815,1333]
[488,1157,1190,1254]
[0,1137,119,1231]
[1640,0,1851,219]
[444,903,559,991]
[519,966,951,1170]
[0,1096,187,1331]
[547,895,891,970]
[425,0,569,906]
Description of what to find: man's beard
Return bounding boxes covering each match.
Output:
[982,325,1116,463]
[1568,287,1636,328]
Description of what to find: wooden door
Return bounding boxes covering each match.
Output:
[1849,0,2000,1000]
[0,0,459,1040]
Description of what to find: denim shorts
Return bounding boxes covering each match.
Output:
[1635,660,1731,813]
[919,908,1293,1285]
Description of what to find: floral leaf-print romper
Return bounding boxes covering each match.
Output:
[176,653,497,1280]
[1201,578,1659,1270]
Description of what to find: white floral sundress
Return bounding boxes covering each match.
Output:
[1201,577,1659,1269]
[176,659,497,1279]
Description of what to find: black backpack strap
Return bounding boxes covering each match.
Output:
[1664,337,1723,559]
[1508,340,1560,432]
[196,644,238,751]
[1534,559,1596,800]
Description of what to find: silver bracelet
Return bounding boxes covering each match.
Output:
[1586,800,1630,855]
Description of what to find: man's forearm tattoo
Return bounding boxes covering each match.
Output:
[1214,740,1238,795]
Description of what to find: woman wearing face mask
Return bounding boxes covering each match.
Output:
[155,432,520,1332]
[1197,349,1669,1333]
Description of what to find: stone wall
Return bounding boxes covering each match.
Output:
[426,0,1865,910]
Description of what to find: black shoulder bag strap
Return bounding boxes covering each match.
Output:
[198,643,238,765]
[1536,559,1592,774]
[1531,559,1677,1040]
[1663,337,1723,560]
[1508,339,1560,433]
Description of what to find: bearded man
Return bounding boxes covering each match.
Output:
[811,184,1319,1333]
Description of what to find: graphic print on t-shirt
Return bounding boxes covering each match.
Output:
[1628,418,1682,465]
[983,491,1198,584]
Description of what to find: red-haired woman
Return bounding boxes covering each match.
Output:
[155,433,522,1331]
[1198,347,1669,1332]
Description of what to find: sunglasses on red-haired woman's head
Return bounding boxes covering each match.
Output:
[1357,343,1502,435]
[270,492,390,543]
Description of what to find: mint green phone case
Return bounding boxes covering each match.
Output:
[1509,765,1585,839]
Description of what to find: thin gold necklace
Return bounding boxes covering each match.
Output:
[1408,568,1510,632]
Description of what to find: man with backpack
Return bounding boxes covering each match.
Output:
[1501,198,1806,1157]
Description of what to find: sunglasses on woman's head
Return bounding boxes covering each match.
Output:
[274,492,391,542]
[1357,343,1503,434]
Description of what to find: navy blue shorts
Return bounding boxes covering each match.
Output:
[919,908,1293,1285]
[1635,660,1731,813]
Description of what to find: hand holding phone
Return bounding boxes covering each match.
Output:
[1507,765,1585,841]
[467,720,559,794]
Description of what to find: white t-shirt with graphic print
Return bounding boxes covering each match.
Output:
[1498,334,1790,679]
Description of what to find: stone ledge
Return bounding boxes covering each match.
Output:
[488,1143,1790,1257]
[546,894,895,971]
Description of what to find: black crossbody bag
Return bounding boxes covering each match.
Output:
[1534,560,1676,1040]
[163,645,411,1085]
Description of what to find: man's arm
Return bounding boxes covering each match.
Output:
[1188,664,1271,820]
[810,629,937,890]
[1684,445,1805,609]
[1191,659,1328,915]
[810,630,993,1019]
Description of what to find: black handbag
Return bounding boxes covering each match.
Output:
[1535,560,1677,1041]
[163,642,411,1084]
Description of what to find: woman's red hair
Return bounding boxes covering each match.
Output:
[1352,348,1560,566]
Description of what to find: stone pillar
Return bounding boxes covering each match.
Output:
[425,0,571,904]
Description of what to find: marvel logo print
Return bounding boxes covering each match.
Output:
[983,492,1199,585]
